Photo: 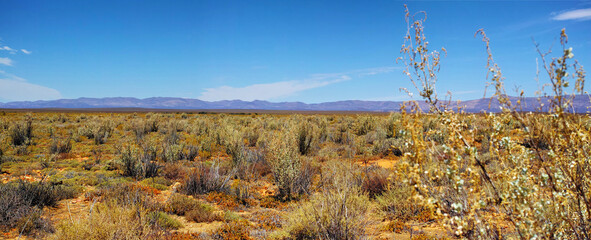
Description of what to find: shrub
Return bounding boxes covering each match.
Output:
[85,183,160,210]
[15,209,54,236]
[166,194,221,223]
[131,117,159,141]
[162,163,188,181]
[166,194,199,216]
[0,180,77,233]
[93,120,113,144]
[140,177,170,191]
[182,161,232,195]
[248,209,283,231]
[230,180,255,206]
[141,160,161,179]
[225,130,247,166]
[79,119,114,145]
[297,120,314,155]
[376,183,433,222]
[183,144,199,161]
[0,148,3,171]
[362,166,390,198]
[161,143,184,162]
[147,211,183,230]
[236,147,269,181]
[286,162,372,240]
[211,220,253,240]
[0,184,35,232]
[50,202,160,240]
[185,207,220,223]
[354,115,376,136]
[49,136,73,155]
[392,6,591,238]
[204,192,242,210]
[119,146,140,178]
[266,130,314,200]
[10,118,33,146]
[384,113,403,138]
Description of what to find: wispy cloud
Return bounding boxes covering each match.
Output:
[1,46,15,52]
[0,42,32,65]
[451,90,478,95]
[364,95,412,102]
[552,8,591,21]
[199,75,350,101]
[198,67,396,101]
[0,57,13,66]
[1,43,31,55]
[0,70,62,102]
[354,66,397,76]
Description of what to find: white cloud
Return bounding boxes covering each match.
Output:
[0,43,31,54]
[0,71,62,101]
[552,8,591,21]
[355,66,397,76]
[198,67,398,101]
[199,75,350,101]
[1,46,14,51]
[0,57,13,66]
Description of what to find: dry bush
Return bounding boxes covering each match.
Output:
[205,192,240,210]
[286,162,373,240]
[0,148,3,173]
[50,202,167,240]
[49,135,73,155]
[185,207,220,223]
[376,182,433,223]
[147,211,183,230]
[131,117,160,141]
[118,145,162,179]
[166,194,199,216]
[78,119,113,145]
[210,220,253,240]
[166,194,220,223]
[248,209,283,231]
[266,129,315,200]
[396,5,589,239]
[361,166,390,198]
[0,180,77,234]
[236,147,271,181]
[161,143,184,162]
[10,118,33,146]
[182,161,233,195]
[384,113,404,139]
[225,129,247,166]
[119,146,140,178]
[354,115,377,136]
[162,162,188,181]
[141,160,161,179]
[85,183,161,211]
[296,119,315,155]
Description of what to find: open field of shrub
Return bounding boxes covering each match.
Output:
[0,107,589,239]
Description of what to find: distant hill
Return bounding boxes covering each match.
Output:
[1,95,589,113]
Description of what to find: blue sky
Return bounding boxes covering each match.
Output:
[1,0,590,103]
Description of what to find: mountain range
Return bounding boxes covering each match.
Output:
[1,95,590,113]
